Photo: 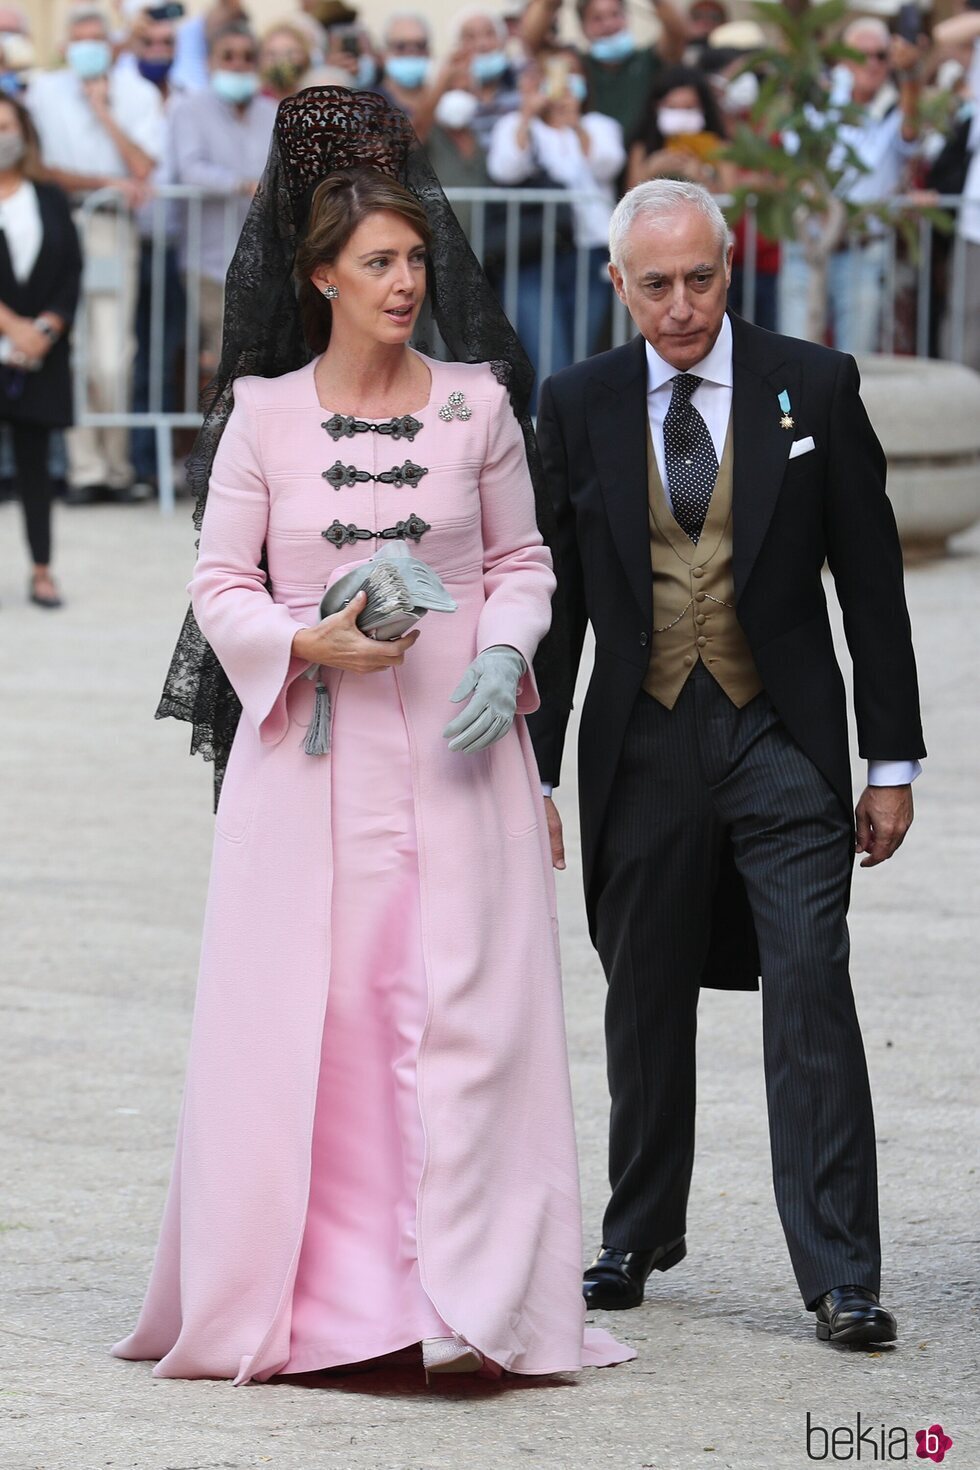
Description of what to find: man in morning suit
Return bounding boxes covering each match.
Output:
[528,180,925,1345]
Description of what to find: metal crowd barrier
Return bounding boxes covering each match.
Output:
[70,184,971,515]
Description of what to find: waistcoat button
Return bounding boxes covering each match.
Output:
[683,656,693,666]
[639,631,648,646]
[697,635,707,647]
[695,591,706,602]
[696,614,706,625]
[692,566,704,578]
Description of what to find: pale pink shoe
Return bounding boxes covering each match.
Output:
[421,1333,484,1381]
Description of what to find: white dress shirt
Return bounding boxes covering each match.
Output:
[26,66,164,180]
[0,180,42,283]
[541,317,921,793]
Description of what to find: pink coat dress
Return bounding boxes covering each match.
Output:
[111,353,632,1382]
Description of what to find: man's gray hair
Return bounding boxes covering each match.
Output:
[66,3,110,33]
[608,180,732,270]
[451,6,507,46]
[842,16,890,49]
[383,11,432,46]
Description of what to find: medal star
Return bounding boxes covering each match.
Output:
[780,413,795,430]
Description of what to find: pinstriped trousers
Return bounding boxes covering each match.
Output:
[593,664,880,1307]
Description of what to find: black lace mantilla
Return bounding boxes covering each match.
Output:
[155,88,563,807]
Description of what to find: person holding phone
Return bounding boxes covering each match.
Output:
[519,0,687,145]
[777,16,924,353]
[323,22,380,89]
[488,51,625,397]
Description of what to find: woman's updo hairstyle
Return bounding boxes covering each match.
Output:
[294,165,432,351]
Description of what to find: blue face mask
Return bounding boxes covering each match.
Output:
[385,55,430,89]
[589,29,636,63]
[470,49,508,85]
[355,53,378,88]
[137,57,172,86]
[211,68,259,105]
[66,38,112,79]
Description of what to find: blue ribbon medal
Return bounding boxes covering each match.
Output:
[778,389,794,430]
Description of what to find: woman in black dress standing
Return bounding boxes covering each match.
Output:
[0,96,82,608]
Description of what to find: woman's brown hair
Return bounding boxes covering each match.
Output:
[294,167,432,351]
[0,95,43,182]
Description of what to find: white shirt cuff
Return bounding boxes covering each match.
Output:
[867,759,922,787]
[540,781,553,798]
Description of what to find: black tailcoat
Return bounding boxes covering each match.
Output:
[0,181,82,428]
[528,313,926,990]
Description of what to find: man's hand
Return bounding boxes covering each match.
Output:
[890,34,922,76]
[854,784,913,868]
[114,176,151,210]
[82,75,111,118]
[518,64,549,121]
[544,795,565,871]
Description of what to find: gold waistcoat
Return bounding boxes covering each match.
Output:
[643,417,763,709]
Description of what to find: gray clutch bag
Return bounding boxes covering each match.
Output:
[318,542,457,641]
[303,546,457,758]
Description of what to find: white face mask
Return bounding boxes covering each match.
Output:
[657,106,706,137]
[936,58,964,94]
[0,32,33,70]
[723,71,758,114]
[434,88,479,131]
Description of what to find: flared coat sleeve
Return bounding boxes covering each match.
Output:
[476,380,556,713]
[189,376,309,744]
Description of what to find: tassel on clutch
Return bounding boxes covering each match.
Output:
[303,675,332,756]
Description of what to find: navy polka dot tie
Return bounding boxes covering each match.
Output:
[663,373,718,544]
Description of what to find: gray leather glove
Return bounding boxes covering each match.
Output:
[443,645,526,754]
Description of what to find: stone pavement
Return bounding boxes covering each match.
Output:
[0,500,976,1470]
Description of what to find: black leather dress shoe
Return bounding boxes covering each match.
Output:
[582,1237,686,1310]
[814,1286,897,1345]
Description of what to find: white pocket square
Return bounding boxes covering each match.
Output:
[788,436,815,459]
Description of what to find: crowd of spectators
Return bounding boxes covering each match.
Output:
[2,0,980,507]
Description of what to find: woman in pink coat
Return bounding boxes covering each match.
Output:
[112,92,632,1386]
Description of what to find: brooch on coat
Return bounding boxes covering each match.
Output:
[438,391,472,423]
